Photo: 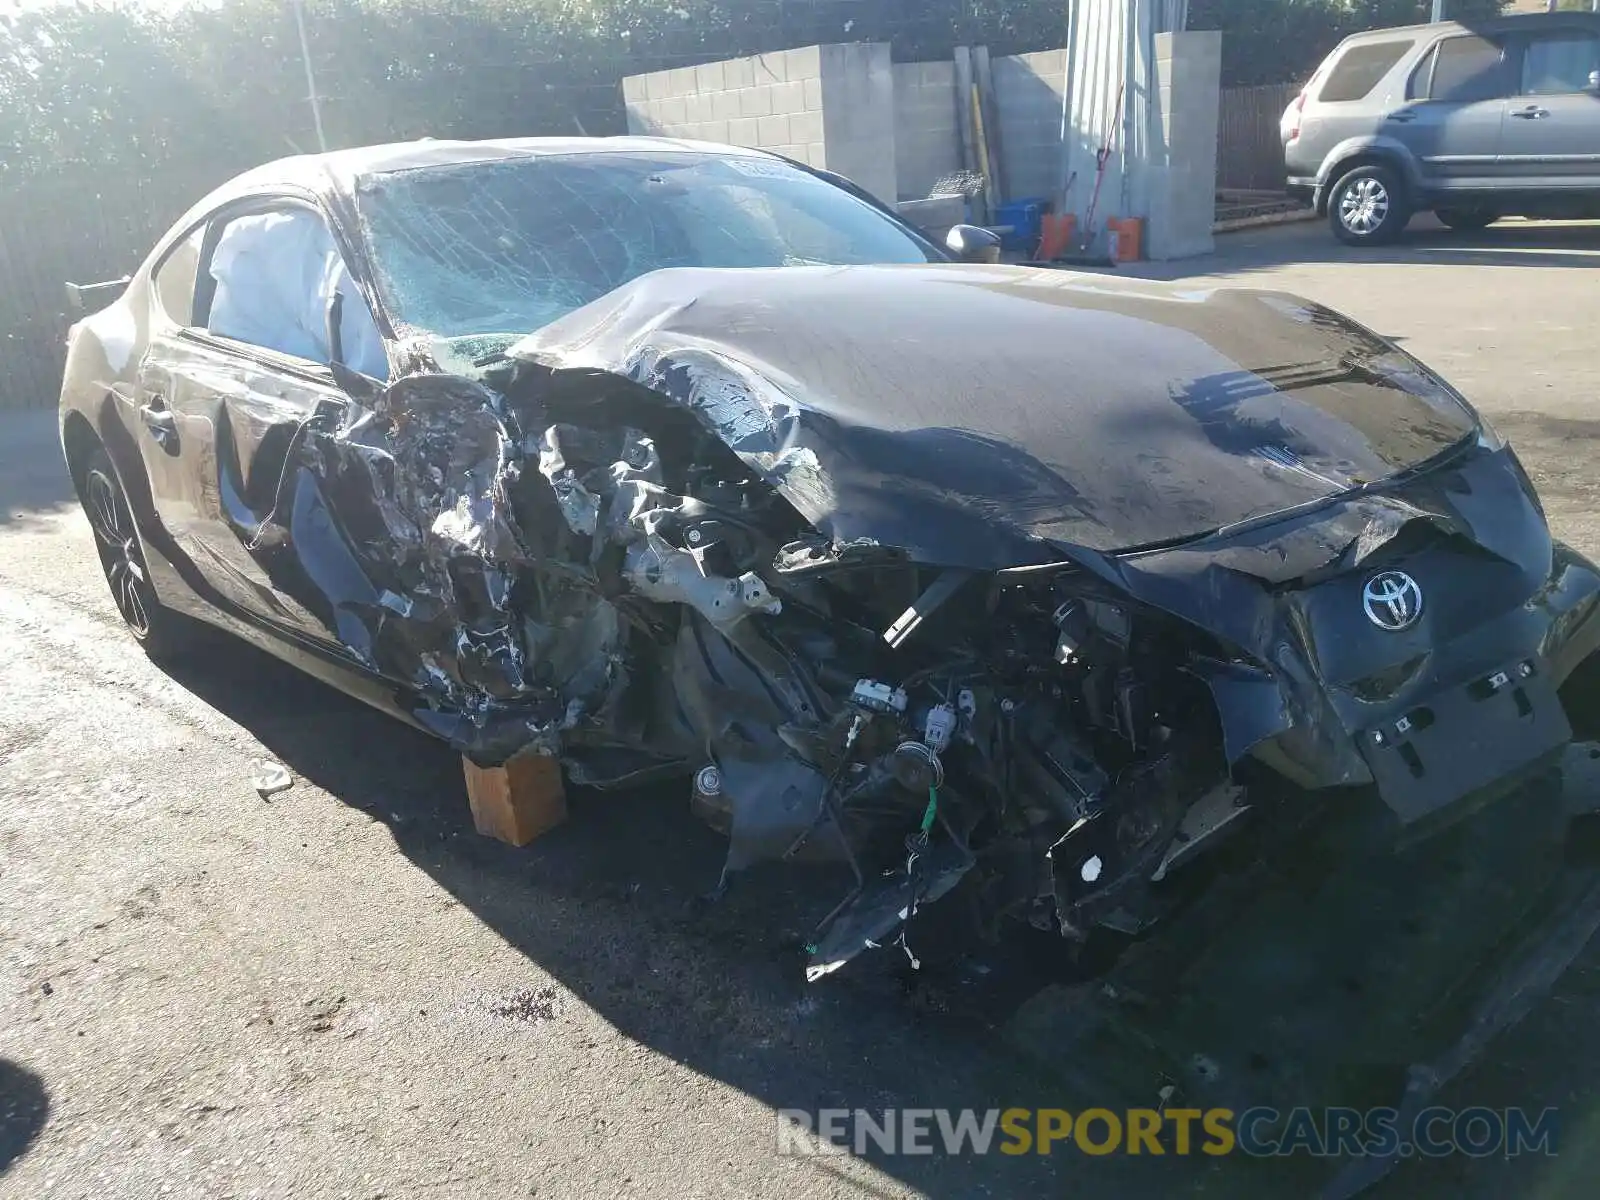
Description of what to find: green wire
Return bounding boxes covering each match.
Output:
[920,785,938,835]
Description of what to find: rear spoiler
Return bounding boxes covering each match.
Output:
[64,276,132,315]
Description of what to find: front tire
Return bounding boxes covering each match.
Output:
[1435,206,1497,232]
[82,448,191,660]
[1328,165,1411,245]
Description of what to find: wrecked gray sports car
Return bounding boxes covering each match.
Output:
[60,138,1600,981]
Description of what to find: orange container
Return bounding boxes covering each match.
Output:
[1038,212,1077,260]
[1104,217,1144,262]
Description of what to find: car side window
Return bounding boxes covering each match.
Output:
[1520,33,1600,96]
[151,227,205,326]
[1317,40,1414,103]
[1423,35,1509,104]
[1407,45,1434,100]
[203,205,387,379]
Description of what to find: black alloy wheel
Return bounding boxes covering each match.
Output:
[82,447,188,657]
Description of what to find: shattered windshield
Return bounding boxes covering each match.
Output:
[356,152,939,340]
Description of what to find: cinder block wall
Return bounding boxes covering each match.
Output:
[993,50,1067,203]
[1146,31,1222,260]
[888,48,1067,205]
[621,37,1218,256]
[892,61,959,201]
[623,47,827,170]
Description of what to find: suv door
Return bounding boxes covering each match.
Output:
[133,197,391,656]
[1502,28,1600,188]
[1393,32,1513,194]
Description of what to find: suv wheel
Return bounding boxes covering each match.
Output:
[1435,206,1497,232]
[1328,165,1410,245]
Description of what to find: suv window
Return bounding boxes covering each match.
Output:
[1421,35,1508,103]
[1521,33,1600,95]
[1318,40,1414,103]
[203,205,386,378]
[151,227,204,325]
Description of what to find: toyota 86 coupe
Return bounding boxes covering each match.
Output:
[59,137,1600,981]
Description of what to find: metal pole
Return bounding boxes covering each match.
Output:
[1056,0,1080,216]
[1118,0,1136,219]
[292,0,328,153]
[1431,0,1444,22]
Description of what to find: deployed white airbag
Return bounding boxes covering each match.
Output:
[208,208,387,379]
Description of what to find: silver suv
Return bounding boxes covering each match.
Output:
[1284,12,1600,244]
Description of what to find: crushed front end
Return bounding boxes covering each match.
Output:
[280,264,1600,983]
[309,364,1600,985]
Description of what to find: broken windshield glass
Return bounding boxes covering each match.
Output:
[355,152,939,340]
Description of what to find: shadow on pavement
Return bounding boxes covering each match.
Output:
[153,626,1272,1199]
[1125,218,1600,283]
[146,623,1600,1200]
[0,1060,50,1175]
[0,408,75,527]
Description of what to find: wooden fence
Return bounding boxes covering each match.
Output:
[0,171,220,412]
[1217,82,1298,193]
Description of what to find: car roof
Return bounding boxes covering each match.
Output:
[1342,11,1600,43]
[223,135,782,199]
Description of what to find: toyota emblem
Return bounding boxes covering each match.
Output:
[1362,570,1423,632]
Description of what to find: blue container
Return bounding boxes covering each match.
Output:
[994,197,1047,253]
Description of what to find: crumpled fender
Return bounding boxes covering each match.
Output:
[294,374,572,762]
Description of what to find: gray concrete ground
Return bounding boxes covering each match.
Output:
[3,218,1600,1199]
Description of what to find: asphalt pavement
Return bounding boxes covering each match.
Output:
[3,217,1600,1199]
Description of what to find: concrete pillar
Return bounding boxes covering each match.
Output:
[818,44,898,205]
[1145,31,1222,260]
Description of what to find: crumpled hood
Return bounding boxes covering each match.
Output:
[509,263,1479,568]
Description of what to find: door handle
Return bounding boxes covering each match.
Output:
[1511,106,1550,119]
[139,403,177,447]
[1388,110,1418,123]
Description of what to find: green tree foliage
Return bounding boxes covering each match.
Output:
[0,3,237,180]
[1,0,1510,191]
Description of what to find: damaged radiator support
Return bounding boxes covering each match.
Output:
[279,367,1252,979]
[257,293,1600,987]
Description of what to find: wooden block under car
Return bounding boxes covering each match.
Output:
[461,750,568,846]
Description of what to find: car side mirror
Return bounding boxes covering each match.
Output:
[946,224,1003,264]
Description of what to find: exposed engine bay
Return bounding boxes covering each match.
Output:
[358,370,1249,980]
[270,266,1600,983]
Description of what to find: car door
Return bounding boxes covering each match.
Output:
[132,195,392,656]
[1501,28,1600,187]
[1390,32,1513,193]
